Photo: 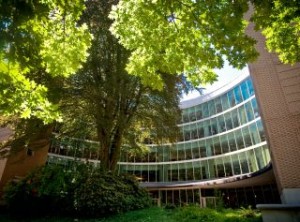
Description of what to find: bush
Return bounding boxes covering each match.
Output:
[74,172,151,217]
[3,163,152,218]
[3,164,77,217]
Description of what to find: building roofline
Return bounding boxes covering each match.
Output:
[180,71,250,109]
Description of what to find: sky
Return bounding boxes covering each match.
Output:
[181,61,250,101]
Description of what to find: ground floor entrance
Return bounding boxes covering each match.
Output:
[150,183,280,208]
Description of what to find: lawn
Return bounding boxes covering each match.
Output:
[0,206,262,222]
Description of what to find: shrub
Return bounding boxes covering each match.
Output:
[74,172,152,217]
[3,163,151,218]
[3,164,77,217]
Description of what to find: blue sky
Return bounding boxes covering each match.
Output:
[181,62,249,101]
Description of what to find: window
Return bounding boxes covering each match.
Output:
[210,118,218,135]
[217,115,226,132]
[240,80,250,100]
[208,101,216,116]
[249,122,261,144]
[235,129,245,149]
[220,134,230,153]
[239,153,250,174]
[202,102,209,118]
[251,99,259,118]
[196,106,203,120]
[245,101,254,121]
[247,79,254,96]
[256,121,266,141]
[228,132,237,151]
[182,110,189,123]
[192,142,200,159]
[213,137,222,155]
[206,139,213,156]
[221,94,230,110]
[215,97,223,113]
[242,126,252,147]
[231,109,240,128]
[238,105,247,125]
[234,86,243,104]
[189,108,196,122]
[228,90,236,107]
[225,112,233,130]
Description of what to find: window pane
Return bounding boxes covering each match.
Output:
[242,126,252,147]
[228,90,236,107]
[247,149,258,172]
[196,105,203,120]
[220,134,230,153]
[232,154,241,175]
[182,110,189,123]
[209,118,218,135]
[208,101,216,116]
[217,115,226,132]
[240,80,250,100]
[202,103,209,118]
[251,98,260,118]
[215,97,223,113]
[213,137,222,155]
[257,121,266,141]
[191,142,200,159]
[234,86,242,104]
[228,132,237,151]
[235,129,245,149]
[206,138,213,157]
[203,120,210,137]
[223,156,233,176]
[199,140,206,158]
[238,105,248,125]
[239,152,249,174]
[183,125,191,141]
[221,94,230,110]
[224,112,233,130]
[249,122,261,144]
[189,108,196,122]
[247,79,254,96]
[232,109,240,128]
[245,101,254,121]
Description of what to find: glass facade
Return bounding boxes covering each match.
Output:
[117,77,270,183]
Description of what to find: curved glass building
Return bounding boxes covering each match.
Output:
[48,72,279,207]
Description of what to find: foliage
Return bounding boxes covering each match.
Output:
[251,0,300,64]
[74,171,152,217]
[110,0,300,89]
[172,206,262,222]
[3,164,78,216]
[0,0,92,122]
[109,0,257,90]
[58,0,183,171]
[3,163,151,218]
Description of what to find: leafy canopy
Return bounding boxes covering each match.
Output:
[110,0,300,89]
[0,0,92,123]
[109,0,258,90]
[251,0,300,64]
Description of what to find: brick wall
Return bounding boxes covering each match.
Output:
[246,12,300,192]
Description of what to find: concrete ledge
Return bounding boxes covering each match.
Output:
[257,204,300,222]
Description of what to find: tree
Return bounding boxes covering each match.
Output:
[58,0,184,171]
[251,0,300,64]
[109,0,300,89]
[0,0,92,123]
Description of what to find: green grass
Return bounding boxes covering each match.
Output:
[0,206,262,222]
